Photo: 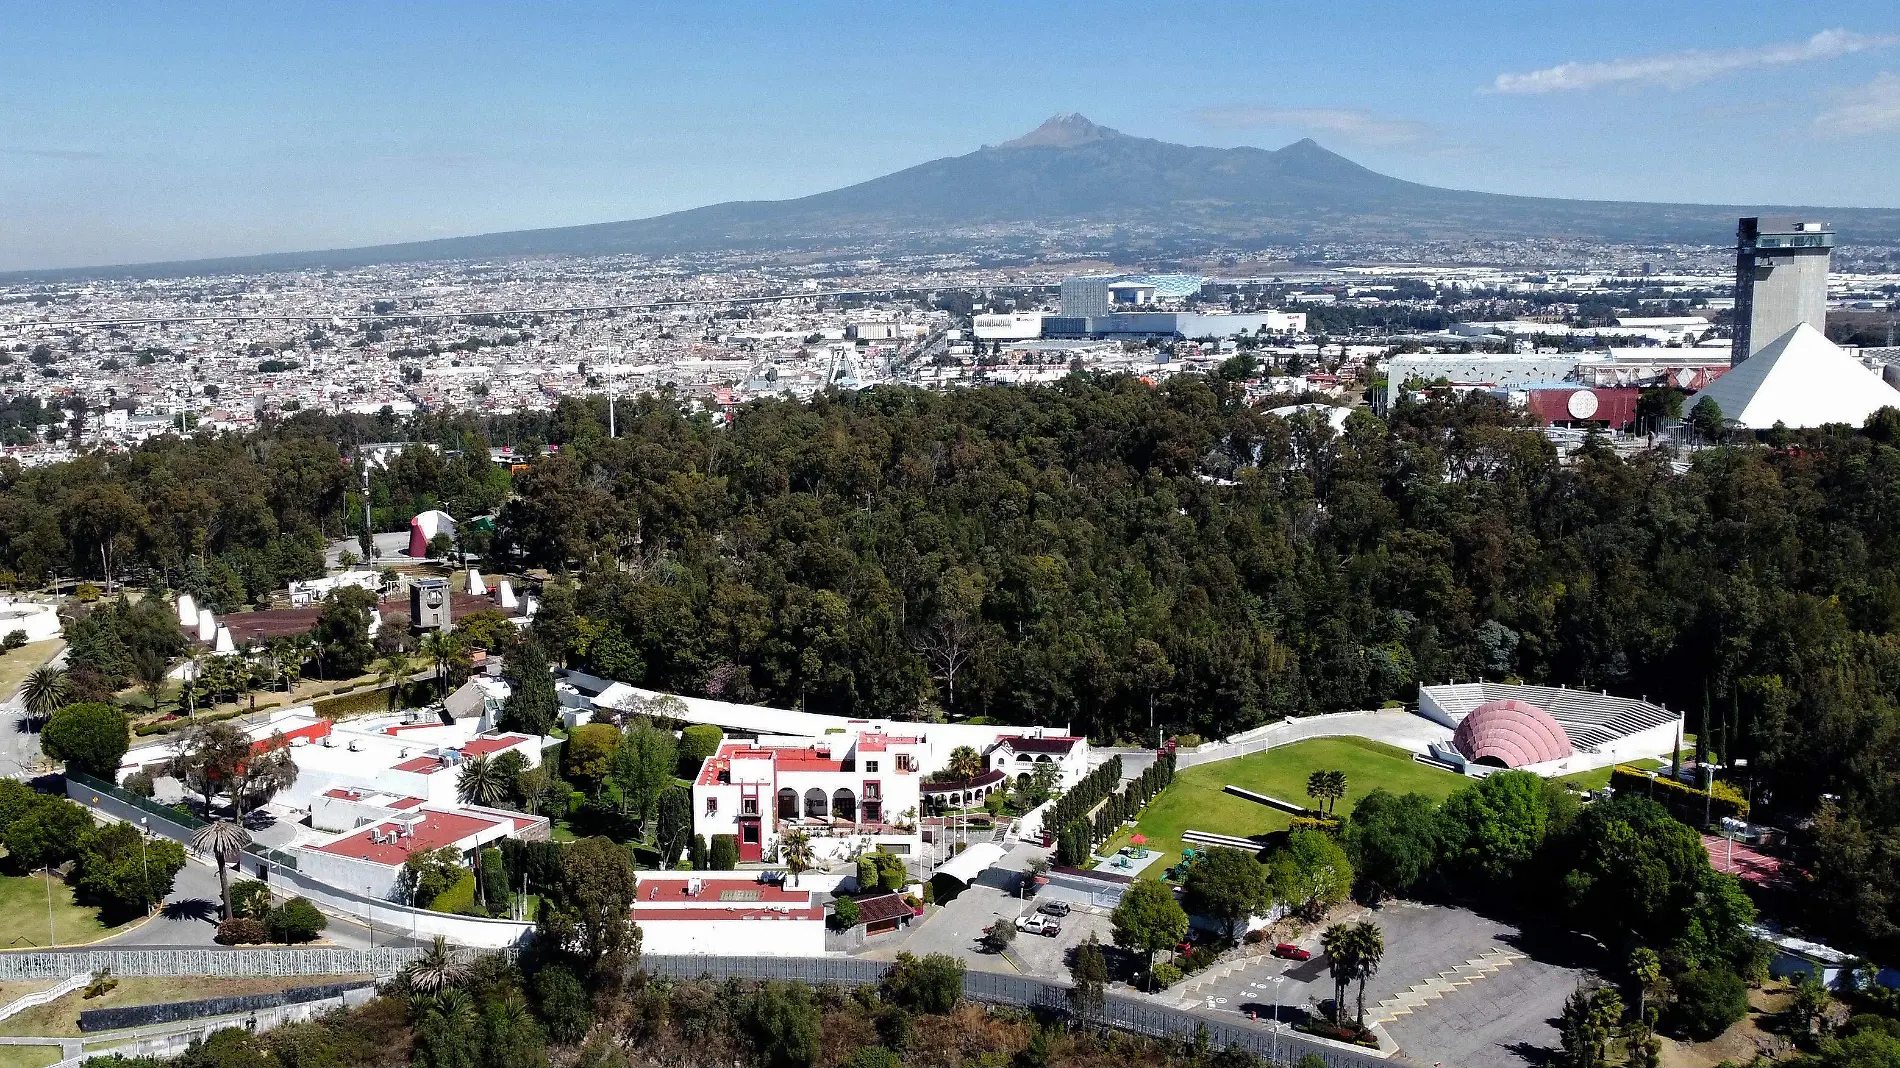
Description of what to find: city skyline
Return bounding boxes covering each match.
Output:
[3,1,1899,270]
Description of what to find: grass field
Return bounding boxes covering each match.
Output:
[1554,756,1668,792]
[1102,736,1467,879]
[0,1045,61,1068]
[0,639,62,702]
[0,976,370,1038]
[0,873,134,950]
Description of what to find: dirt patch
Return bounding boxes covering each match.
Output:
[1658,984,1799,1068]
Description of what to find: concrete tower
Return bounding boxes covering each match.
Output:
[1732,217,1833,365]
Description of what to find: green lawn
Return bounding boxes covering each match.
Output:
[1104,736,1467,879]
[1555,757,1667,793]
[0,1045,60,1068]
[0,872,135,950]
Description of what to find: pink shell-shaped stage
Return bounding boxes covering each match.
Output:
[1451,699,1574,768]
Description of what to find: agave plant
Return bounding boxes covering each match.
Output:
[404,935,465,997]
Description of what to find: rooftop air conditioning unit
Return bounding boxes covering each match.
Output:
[347,740,360,752]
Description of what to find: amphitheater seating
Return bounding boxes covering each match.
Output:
[1422,682,1677,755]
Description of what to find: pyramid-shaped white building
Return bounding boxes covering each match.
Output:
[1689,323,1900,430]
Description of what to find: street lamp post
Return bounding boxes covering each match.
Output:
[138,817,152,916]
[1269,975,1286,1066]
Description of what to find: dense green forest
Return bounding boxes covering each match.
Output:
[12,377,1900,949]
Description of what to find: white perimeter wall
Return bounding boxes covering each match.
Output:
[639,917,824,956]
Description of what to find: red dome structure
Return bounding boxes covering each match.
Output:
[1451,699,1574,768]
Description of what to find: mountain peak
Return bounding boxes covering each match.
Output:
[999,113,1121,149]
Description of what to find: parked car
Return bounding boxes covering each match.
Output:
[1037,901,1071,917]
[1017,914,1062,937]
[1271,943,1311,961]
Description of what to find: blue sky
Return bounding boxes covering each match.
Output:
[3,0,1898,270]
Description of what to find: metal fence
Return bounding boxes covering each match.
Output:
[640,956,1389,1068]
[0,947,423,981]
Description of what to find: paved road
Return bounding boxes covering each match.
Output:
[96,852,415,950]
[0,644,64,780]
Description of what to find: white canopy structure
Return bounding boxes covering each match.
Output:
[1688,324,1900,430]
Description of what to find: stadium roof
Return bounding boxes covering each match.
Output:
[1687,323,1900,430]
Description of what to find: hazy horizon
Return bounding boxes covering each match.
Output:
[4,0,1899,270]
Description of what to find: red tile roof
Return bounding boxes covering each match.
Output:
[999,735,1082,754]
[392,756,447,774]
[850,893,916,926]
[460,735,530,758]
[636,878,810,905]
[309,809,504,866]
[631,905,823,921]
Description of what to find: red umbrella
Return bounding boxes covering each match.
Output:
[1129,834,1148,845]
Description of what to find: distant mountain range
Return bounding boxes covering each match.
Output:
[16,114,1900,280]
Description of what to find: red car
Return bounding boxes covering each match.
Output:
[1271,943,1311,962]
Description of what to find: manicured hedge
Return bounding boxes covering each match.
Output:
[1610,765,1748,821]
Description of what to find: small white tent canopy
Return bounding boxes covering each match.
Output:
[1688,323,1900,430]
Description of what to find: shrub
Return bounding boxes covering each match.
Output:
[230,880,273,920]
[1174,734,1204,748]
[1610,765,1749,821]
[1151,963,1184,988]
[41,702,131,778]
[842,1049,900,1068]
[122,771,155,798]
[678,725,723,766]
[215,918,269,945]
[1244,929,1267,945]
[879,953,963,1014]
[710,834,738,871]
[1673,967,1749,1041]
[428,872,479,916]
[831,897,861,929]
[1,630,26,651]
[533,964,593,1044]
[266,898,326,943]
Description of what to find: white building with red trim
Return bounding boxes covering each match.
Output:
[986,732,1090,789]
[632,872,824,956]
[693,730,926,864]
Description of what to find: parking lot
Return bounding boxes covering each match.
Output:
[1183,901,1594,1068]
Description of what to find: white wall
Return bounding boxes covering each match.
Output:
[639,917,824,956]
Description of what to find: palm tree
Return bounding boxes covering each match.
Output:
[1349,921,1385,1027]
[405,935,464,997]
[376,654,414,711]
[457,755,506,806]
[1320,923,1358,1026]
[190,819,252,920]
[1306,771,1332,816]
[421,631,460,698]
[1324,770,1349,815]
[946,745,982,781]
[21,667,69,721]
[780,829,814,887]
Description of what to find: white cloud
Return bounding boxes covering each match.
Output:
[1196,106,1438,148]
[1815,71,1900,135]
[1491,29,1899,94]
